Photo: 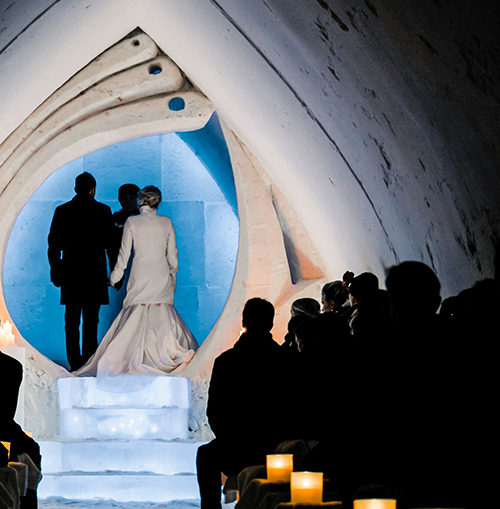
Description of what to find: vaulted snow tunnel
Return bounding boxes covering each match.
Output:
[0,1,499,375]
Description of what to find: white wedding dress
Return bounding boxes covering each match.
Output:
[75,205,198,378]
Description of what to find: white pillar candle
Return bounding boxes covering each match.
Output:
[5,333,15,347]
[291,472,323,504]
[3,320,13,335]
[266,454,293,482]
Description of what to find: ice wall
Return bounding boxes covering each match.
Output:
[3,130,238,364]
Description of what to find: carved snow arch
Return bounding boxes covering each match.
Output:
[0,29,326,377]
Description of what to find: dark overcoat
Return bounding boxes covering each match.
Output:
[206,331,295,469]
[48,194,114,305]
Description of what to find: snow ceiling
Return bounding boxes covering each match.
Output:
[1,0,499,368]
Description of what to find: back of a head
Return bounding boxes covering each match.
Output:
[242,297,275,332]
[386,261,441,316]
[118,183,140,201]
[323,280,349,306]
[138,185,162,209]
[349,272,379,302]
[75,172,96,195]
[291,297,321,318]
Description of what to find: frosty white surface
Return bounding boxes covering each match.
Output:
[38,473,199,502]
[39,440,202,475]
[58,376,190,409]
[39,374,204,502]
[60,408,189,440]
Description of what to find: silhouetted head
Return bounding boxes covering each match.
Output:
[138,185,162,209]
[321,280,349,312]
[75,172,96,195]
[118,183,140,214]
[349,272,379,303]
[242,297,275,333]
[291,298,321,318]
[385,261,441,316]
[118,183,140,201]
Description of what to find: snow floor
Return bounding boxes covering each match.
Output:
[40,498,237,509]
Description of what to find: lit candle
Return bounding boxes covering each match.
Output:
[3,320,12,335]
[267,454,293,482]
[1,441,11,456]
[5,333,15,347]
[291,472,323,504]
[353,500,397,509]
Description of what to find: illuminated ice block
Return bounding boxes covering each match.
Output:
[60,407,189,440]
[38,472,200,502]
[39,439,203,475]
[58,375,190,409]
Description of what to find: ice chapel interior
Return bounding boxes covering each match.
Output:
[1,0,499,506]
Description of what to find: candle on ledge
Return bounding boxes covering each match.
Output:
[3,320,13,335]
[0,327,15,347]
[291,471,323,504]
[353,500,397,509]
[267,454,293,482]
[1,441,11,456]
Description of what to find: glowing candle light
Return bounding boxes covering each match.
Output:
[353,500,397,509]
[0,326,15,347]
[266,454,293,482]
[291,472,323,504]
[1,441,11,456]
[3,321,12,335]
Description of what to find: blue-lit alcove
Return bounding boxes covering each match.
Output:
[3,114,239,364]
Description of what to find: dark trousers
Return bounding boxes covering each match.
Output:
[197,441,224,509]
[196,439,268,509]
[65,303,100,371]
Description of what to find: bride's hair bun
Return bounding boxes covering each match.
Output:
[138,185,162,209]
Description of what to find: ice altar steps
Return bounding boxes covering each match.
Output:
[38,375,202,503]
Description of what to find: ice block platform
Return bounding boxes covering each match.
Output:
[38,375,205,503]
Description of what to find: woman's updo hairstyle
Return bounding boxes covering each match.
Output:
[138,185,162,209]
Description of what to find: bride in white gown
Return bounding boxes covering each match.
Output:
[75,186,198,378]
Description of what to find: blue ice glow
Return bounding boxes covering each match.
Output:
[3,118,238,364]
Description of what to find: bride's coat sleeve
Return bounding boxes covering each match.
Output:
[166,219,179,275]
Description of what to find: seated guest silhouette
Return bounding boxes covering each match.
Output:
[0,351,41,508]
[196,298,294,509]
[382,261,484,509]
[282,298,320,354]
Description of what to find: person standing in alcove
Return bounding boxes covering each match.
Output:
[48,172,115,372]
[74,185,198,378]
[110,183,140,291]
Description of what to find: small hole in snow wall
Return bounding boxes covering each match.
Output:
[168,97,185,111]
[131,39,140,47]
[148,64,162,75]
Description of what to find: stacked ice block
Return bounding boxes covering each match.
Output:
[38,375,202,502]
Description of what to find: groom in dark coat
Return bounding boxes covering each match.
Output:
[48,172,115,371]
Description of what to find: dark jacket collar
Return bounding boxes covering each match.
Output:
[234,330,274,350]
